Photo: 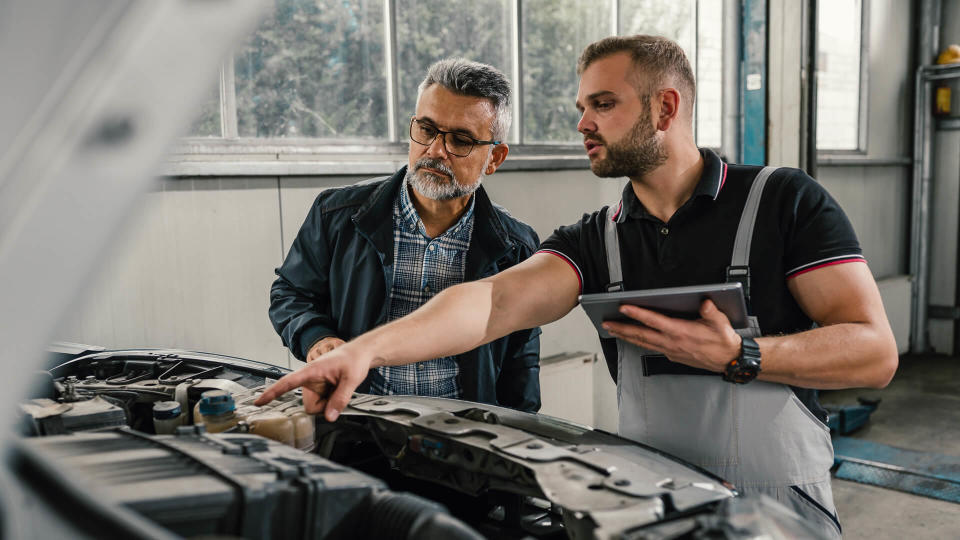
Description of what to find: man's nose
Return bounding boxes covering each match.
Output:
[577,111,596,134]
[426,133,449,159]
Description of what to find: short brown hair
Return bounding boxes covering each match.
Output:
[578,35,696,114]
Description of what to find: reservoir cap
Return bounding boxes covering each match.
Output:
[152,400,182,420]
[198,390,236,415]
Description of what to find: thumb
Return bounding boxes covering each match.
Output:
[700,299,729,324]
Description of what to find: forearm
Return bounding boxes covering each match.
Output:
[356,280,503,368]
[756,321,898,389]
[349,254,577,369]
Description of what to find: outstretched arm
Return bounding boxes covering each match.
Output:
[604,262,898,389]
[256,252,582,419]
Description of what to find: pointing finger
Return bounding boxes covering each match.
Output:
[254,370,306,406]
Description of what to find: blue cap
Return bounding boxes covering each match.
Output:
[198,390,236,416]
[153,401,182,420]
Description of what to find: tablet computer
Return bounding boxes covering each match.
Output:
[579,283,748,339]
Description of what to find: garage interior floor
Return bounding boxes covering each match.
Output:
[819,354,960,539]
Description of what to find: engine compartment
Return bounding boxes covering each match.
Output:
[13,349,820,540]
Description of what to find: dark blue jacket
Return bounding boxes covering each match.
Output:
[269,167,542,412]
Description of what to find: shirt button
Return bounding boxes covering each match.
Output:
[424,285,431,293]
[429,245,435,251]
[417,364,425,370]
[660,226,669,236]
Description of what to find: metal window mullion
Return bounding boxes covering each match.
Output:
[720,0,740,161]
[856,0,870,153]
[221,55,238,138]
[384,0,399,142]
[692,0,700,142]
[612,0,619,35]
[510,0,522,144]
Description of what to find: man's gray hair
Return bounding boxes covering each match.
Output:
[416,58,511,141]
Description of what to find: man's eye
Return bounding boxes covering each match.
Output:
[419,124,438,137]
[596,101,614,110]
[451,134,474,146]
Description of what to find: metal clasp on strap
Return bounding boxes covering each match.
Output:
[726,265,751,303]
[606,281,624,292]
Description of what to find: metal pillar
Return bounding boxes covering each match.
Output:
[911,64,960,354]
[740,0,767,165]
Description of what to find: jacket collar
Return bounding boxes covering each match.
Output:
[351,166,514,276]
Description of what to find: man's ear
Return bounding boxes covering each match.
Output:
[655,88,681,132]
[486,143,509,175]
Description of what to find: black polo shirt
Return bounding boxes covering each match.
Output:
[539,148,864,421]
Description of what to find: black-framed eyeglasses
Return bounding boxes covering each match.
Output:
[409,117,500,158]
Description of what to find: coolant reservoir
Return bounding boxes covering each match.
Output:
[237,386,315,451]
[246,410,296,447]
[191,386,315,451]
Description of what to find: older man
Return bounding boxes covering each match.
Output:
[260,36,898,537]
[268,58,541,412]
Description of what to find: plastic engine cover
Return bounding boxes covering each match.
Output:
[20,426,481,539]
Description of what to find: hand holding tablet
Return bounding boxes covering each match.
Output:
[579,283,749,339]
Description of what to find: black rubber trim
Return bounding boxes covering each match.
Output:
[790,485,842,534]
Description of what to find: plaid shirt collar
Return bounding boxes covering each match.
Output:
[398,178,476,242]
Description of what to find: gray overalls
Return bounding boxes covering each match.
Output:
[604,167,842,538]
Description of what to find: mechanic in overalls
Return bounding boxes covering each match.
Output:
[257,35,899,538]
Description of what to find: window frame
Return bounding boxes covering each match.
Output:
[815,0,870,156]
[165,0,725,176]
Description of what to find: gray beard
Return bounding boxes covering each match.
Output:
[589,110,668,179]
[406,157,484,201]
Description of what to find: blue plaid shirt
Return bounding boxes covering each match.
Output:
[369,180,475,398]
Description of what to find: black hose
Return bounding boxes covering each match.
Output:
[354,491,484,540]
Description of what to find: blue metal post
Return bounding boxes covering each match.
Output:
[740,0,766,165]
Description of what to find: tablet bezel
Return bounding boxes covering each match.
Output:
[578,282,749,339]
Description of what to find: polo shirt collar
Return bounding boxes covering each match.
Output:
[619,147,728,219]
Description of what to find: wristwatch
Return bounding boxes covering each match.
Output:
[723,336,761,384]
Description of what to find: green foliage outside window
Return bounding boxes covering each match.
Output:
[234,0,387,139]
[184,0,707,146]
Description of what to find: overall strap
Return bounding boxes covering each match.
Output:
[604,200,625,292]
[726,166,779,303]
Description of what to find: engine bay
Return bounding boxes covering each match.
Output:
[13,349,820,539]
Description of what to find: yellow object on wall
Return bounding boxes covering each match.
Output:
[937,44,960,65]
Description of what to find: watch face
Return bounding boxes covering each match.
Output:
[724,338,761,384]
[726,362,759,383]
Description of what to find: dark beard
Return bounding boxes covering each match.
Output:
[589,108,668,178]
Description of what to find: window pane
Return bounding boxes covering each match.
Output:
[395,0,512,139]
[621,0,695,54]
[187,82,222,137]
[695,0,722,148]
[522,0,612,144]
[622,1,716,145]
[816,0,861,151]
[234,0,388,139]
